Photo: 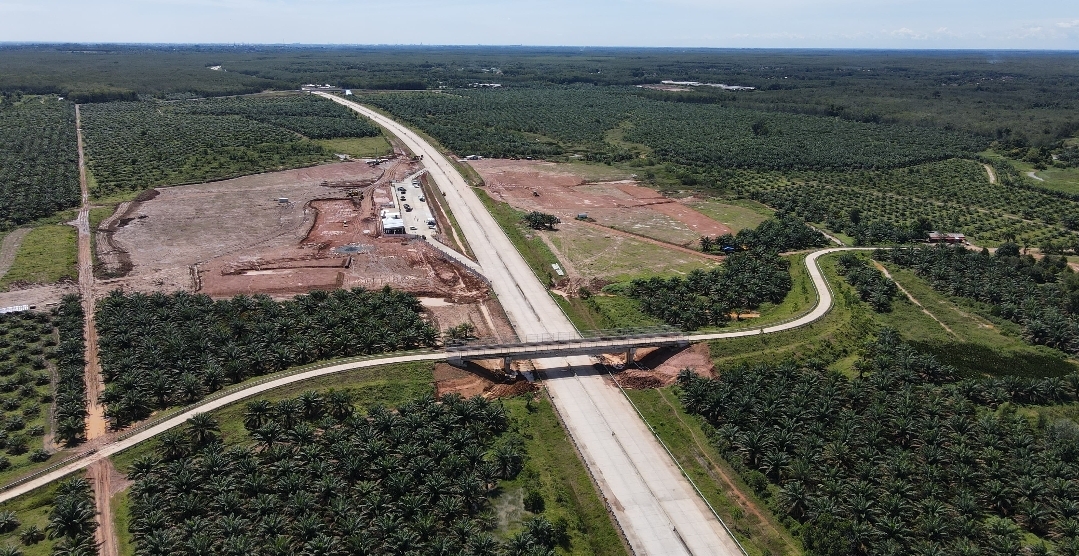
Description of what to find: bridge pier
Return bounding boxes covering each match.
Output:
[625,347,636,366]
[503,356,518,381]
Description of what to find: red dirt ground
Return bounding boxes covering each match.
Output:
[434,362,537,399]
[613,343,715,389]
[470,159,733,244]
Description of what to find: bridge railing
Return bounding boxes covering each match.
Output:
[445,326,684,357]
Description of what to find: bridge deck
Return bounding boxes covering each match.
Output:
[446,332,689,361]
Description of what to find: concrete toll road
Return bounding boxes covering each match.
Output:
[317,92,747,555]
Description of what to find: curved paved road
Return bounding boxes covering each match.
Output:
[1,96,864,555]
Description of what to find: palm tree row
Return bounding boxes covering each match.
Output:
[52,295,87,446]
[875,245,1079,354]
[95,287,439,428]
[679,329,1079,555]
[627,250,792,330]
[126,392,564,556]
[47,477,98,555]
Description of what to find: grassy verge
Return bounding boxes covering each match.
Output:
[0,225,78,290]
[494,394,628,555]
[111,360,436,472]
[554,293,661,332]
[474,187,561,285]
[113,490,136,556]
[876,263,1077,378]
[0,474,69,555]
[425,176,475,258]
[625,387,801,556]
[317,136,392,158]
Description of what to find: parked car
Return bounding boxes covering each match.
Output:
[404,204,412,211]
[418,196,425,202]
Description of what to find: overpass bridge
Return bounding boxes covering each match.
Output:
[446,328,691,375]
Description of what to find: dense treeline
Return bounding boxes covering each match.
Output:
[875,245,1079,354]
[81,94,381,195]
[365,89,985,171]
[53,295,87,446]
[680,330,1079,555]
[700,213,828,254]
[836,254,898,313]
[96,288,438,427]
[46,477,98,554]
[128,394,566,555]
[183,95,382,139]
[627,251,791,330]
[2,46,1076,145]
[0,97,79,230]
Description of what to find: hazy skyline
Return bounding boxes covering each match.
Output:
[1,0,1077,49]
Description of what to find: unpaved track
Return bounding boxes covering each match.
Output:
[74,106,116,556]
[983,163,997,185]
[74,105,108,442]
[0,228,31,281]
[87,459,120,556]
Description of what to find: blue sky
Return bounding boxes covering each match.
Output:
[2,0,1078,49]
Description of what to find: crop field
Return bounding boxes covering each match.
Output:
[0,298,85,485]
[80,94,384,197]
[874,263,1077,378]
[739,159,1079,246]
[682,332,1079,555]
[95,288,440,427]
[365,88,986,170]
[0,97,79,231]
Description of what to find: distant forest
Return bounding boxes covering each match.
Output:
[0,45,1077,146]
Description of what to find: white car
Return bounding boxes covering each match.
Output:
[418,196,425,202]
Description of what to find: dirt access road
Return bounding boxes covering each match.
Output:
[74,105,117,556]
[319,93,745,556]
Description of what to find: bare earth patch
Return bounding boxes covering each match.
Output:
[97,160,513,342]
[612,343,715,389]
[470,159,733,247]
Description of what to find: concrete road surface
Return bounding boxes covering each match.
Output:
[318,93,747,556]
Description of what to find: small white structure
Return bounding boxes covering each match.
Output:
[0,305,30,315]
[344,90,353,96]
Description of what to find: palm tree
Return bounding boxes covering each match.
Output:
[186,413,220,448]
[243,399,273,431]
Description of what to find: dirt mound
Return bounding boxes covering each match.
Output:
[616,372,668,389]
[434,362,537,399]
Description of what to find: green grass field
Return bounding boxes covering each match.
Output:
[494,395,628,555]
[875,263,1077,378]
[0,225,77,290]
[686,198,774,232]
[625,388,801,556]
[1007,158,1079,195]
[317,135,392,158]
